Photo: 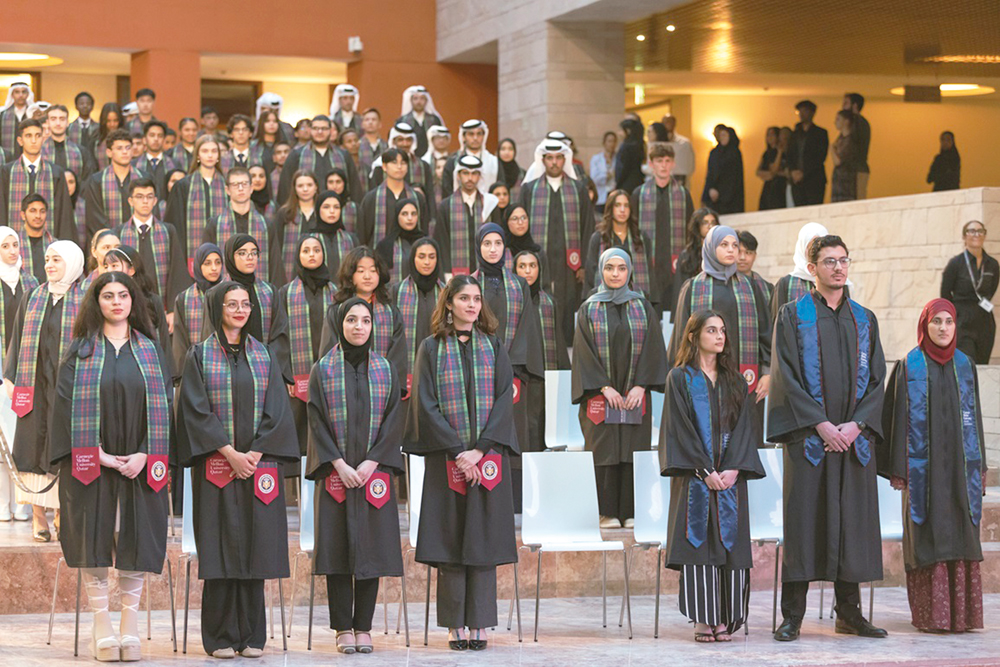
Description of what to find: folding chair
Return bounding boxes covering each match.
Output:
[543,370,585,451]
[747,447,785,632]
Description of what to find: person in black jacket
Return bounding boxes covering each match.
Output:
[941,220,998,364]
[787,100,829,206]
[927,131,961,192]
[615,118,645,194]
[701,126,744,214]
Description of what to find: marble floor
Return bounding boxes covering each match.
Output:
[5,587,1000,666]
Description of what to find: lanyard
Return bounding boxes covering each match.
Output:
[963,250,985,296]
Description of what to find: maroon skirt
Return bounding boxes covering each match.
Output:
[906,560,983,632]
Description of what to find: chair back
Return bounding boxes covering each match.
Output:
[631,450,670,547]
[876,475,904,541]
[407,454,426,548]
[544,370,585,450]
[181,468,197,556]
[747,447,784,543]
[0,394,16,446]
[299,459,314,553]
[649,391,665,447]
[521,451,603,546]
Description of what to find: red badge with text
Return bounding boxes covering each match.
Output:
[293,374,309,402]
[478,453,502,491]
[452,266,470,276]
[446,460,467,495]
[11,386,33,417]
[254,464,279,505]
[512,377,521,404]
[740,364,759,393]
[146,454,169,492]
[566,248,582,271]
[72,446,101,485]
[365,471,391,509]
[187,258,195,278]
[205,452,235,488]
[326,470,346,503]
[587,395,606,425]
[405,374,413,400]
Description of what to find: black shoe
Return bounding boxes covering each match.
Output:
[835,616,887,638]
[469,629,487,651]
[448,629,468,651]
[773,618,801,642]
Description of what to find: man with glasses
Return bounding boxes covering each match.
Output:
[114,178,189,331]
[82,128,146,238]
[277,115,361,206]
[220,114,261,172]
[0,119,75,240]
[204,167,271,271]
[941,220,998,363]
[768,234,888,642]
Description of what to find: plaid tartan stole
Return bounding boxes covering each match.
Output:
[134,153,179,179]
[409,154,426,185]
[371,301,393,357]
[342,201,358,232]
[19,230,55,277]
[185,173,229,258]
[390,239,406,285]
[119,221,171,294]
[472,268,523,351]
[636,179,687,262]
[585,299,647,389]
[447,192,482,271]
[67,121,85,146]
[180,285,207,346]
[76,198,87,242]
[396,277,443,370]
[101,167,139,227]
[201,333,270,443]
[7,160,57,229]
[269,167,281,200]
[318,230,356,273]
[787,275,812,303]
[0,273,37,353]
[16,283,81,388]
[691,272,759,370]
[220,147,262,172]
[528,179,580,267]
[299,146,347,175]
[216,208,270,272]
[752,272,774,304]
[599,234,650,294]
[280,214,307,282]
[71,332,170,458]
[0,109,18,154]
[436,330,496,447]
[41,139,84,176]
[286,278,332,377]
[358,139,385,170]
[256,280,274,341]
[319,345,392,452]
[373,183,417,245]
[537,290,559,370]
[170,146,194,170]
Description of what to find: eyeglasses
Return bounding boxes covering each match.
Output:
[228,181,251,190]
[130,194,156,202]
[223,301,254,312]
[235,249,259,259]
[965,229,987,237]
[819,257,853,269]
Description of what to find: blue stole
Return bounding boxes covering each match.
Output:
[795,293,872,466]
[684,367,739,551]
[904,348,983,526]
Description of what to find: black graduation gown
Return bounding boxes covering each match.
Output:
[313,228,359,279]
[668,249,699,322]
[660,368,764,569]
[629,183,695,312]
[0,277,30,355]
[164,175,227,264]
[306,355,405,578]
[878,356,987,571]
[788,123,829,206]
[25,235,47,284]
[172,286,208,381]
[404,334,519,568]
[113,220,191,309]
[51,338,172,572]
[0,160,76,240]
[571,298,667,466]
[82,168,137,240]
[767,292,886,583]
[583,230,655,299]
[357,186,431,248]
[267,211,316,286]
[318,299,409,383]
[277,145,362,207]
[941,250,999,365]
[146,292,177,383]
[390,280,438,389]
[176,341,299,580]
[524,290,570,455]
[5,293,67,474]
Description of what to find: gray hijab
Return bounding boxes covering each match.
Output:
[701,225,739,281]
[586,247,644,304]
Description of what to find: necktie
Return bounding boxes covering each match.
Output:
[139,224,150,236]
[27,164,36,192]
[150,158,159,171]
[237,153,246,166]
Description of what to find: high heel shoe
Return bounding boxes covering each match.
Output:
[469,628,488,651]
[119,634,141,662]
[335,630,356,654]
[354,630,373,654]
[90,627,121,662]
[448,628,468,651]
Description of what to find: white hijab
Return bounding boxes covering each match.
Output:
[523,139,578,184]
[46,240,85,298]
[400,85,439,118]
[1,83,34,112]
[789,222,828,282]
[330,84,359,117]
[0,226,22,290]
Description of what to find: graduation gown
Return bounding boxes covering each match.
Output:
[114,220,192,309]
[0,274,36,354]
[82,166,141,240]
[661,369,764,569]
[767,291,886,583]
[51,338,172,572]
[164,173,229,264]
[584,230,655,298]
[319,299,408,382]
[277,145,362,207]
[878,354,987,571]
[357,185,431,248]
[571,298,667,466]
[403,334,519,568]
[267,211,316,286]
[391,278,442,392]
[0,159,76,241]
[172,285,208,380]
[524,289,570,454]
[306,354,405,579]
[176,339,299,580]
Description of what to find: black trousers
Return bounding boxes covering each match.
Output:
[596,463,634,522]
[781,580,861,623]
[326,575,379,632]
[201,579,266,654]
[436,565,497,629]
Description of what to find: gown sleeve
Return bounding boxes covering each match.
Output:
[385,305,410,389]
[47,342,80,464]
[632,298,667,392]
[171,292,192,378]
[250,347,300,461]
[305,359,343,478]
[666,278,693,366]
[719,393,765,479]
[318,302,337,357]
[268,285,294,384]
[584,232,601,294]
[2,291,28,383]
[474,337,519,455]
[164,179,188,244]
[751,273,773,373]
[570,302,611,403]
[404,337,462,456]
[165,222,192,308]
[659,367,715,476]
[766,303,831,443]
[176,345,230,464]
[851,309,887,442]
[82,173,108,240]
[877,359,908,480]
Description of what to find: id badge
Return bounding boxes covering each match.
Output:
[979,296,994,313]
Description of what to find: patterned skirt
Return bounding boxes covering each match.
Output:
[906,560,983,632]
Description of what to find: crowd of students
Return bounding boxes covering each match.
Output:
[0,80,989,659]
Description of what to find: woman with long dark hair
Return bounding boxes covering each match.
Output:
[616,118,646,193]
[269,169,318,285]
[927,131,961,192]
[670,207,719,320]
[92,103,122,171]
[310,190,358,278]
[495,138,525,202]
[251,109,281,170]
[391,238,445,395]
[702,126,744,214]
[488,182,511,225]
[50,271,171,661]
[165,135,229,264]
[324,169,358,232]
[584,189,653,298]
[176,281,298,659]
[306,297,405,654]
[756,126,787,210]
[172,242,223,373]
[375,198,423,285]
[661,309,764,642]
[404,275,517,651]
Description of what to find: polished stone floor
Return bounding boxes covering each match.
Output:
[5,587,1000,666]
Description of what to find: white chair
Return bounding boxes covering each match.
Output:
[649,391,665,447]
[747,447,785,632]
[543,370,585,451]
[617,451,669,637]
[519,451,632,641]
[660,314,674,355]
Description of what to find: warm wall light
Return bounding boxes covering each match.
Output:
[890,83,995,97]
[666,24,676,32]
[634,85,645,105]
[918,55,1000,64]
[636,34,646,41]
[0,52,62,67]
[0,52,48,61]
[0,74,33,89]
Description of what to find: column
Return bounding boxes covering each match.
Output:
[130,50,201,129]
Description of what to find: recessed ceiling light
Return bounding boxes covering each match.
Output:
[890,83,995,97]
[636,34,646,42]
[0,52,49,61]
[918,55,1000,64]
[666,24,676,32]
[0,52,63,67]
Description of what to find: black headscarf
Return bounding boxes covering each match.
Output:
[312,190,345,234]
[502,205,540,257]
[295,234,330,295]
[65,169,80,206]
[475,222,506,278]
[408,237,441,294]
[250,168,273,213]
[193,242,223,293]
[327,167,351,200]
[497,138,521,187]
[513,249,543,298]
[331,296,373,368]
[224,233,258,288]
[375,198,423,274]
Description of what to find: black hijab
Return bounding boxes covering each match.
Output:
[332,296,373,368]
[502,205,540,257]
[375,198,423,273]
[312,190,345,234]
[224,233,258,288]
[206,281,249,351]
[476,222,506,278]
[250,168,272,212]
[327,167,351,200]
[408,237,441,294]
[497,138,521,187]
[513,249,543,298]
[295,234,331,295]
[193,242,223,293]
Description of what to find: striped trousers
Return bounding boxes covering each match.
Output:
[678,564,750,632]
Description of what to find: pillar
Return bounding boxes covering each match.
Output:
[130,50,201,129]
